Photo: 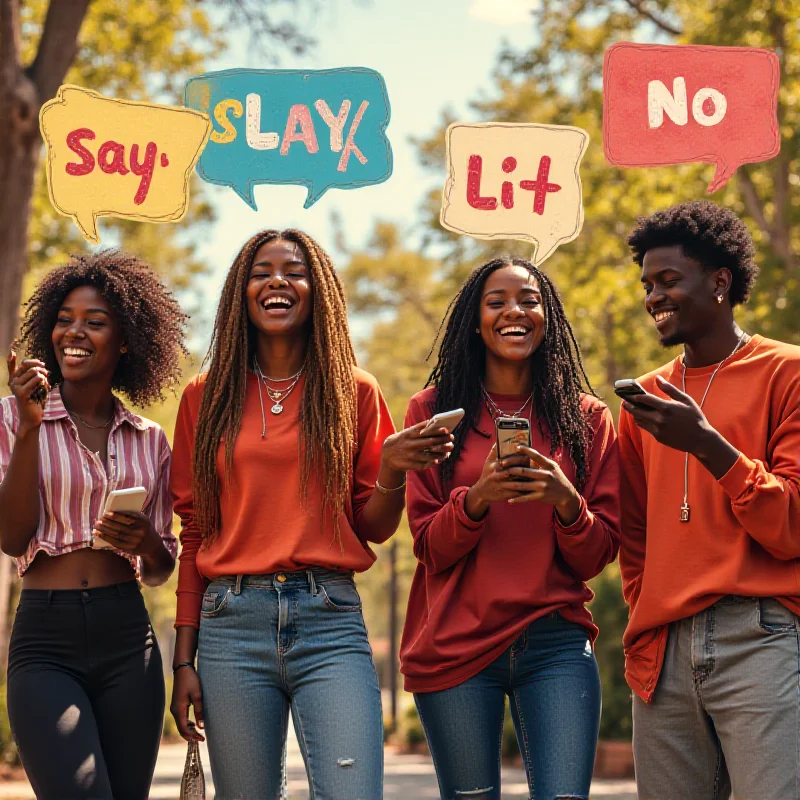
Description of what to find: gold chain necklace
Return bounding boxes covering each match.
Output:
[678,331,747,522]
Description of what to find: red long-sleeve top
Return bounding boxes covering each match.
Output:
[619,335,800,702]
[399,388,621,693]
[171,368,397,628]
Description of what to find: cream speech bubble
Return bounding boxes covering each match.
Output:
[440,122,589,266]
[39,85,212,243]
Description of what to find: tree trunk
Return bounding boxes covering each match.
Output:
[0,127,40,355]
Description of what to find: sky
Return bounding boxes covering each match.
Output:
[195,0,541,303]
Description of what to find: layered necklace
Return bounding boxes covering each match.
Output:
[252,356,306,438]
[678,330,747,523]
[480,382,533,421]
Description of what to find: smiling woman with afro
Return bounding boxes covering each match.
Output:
[0,249,188,800]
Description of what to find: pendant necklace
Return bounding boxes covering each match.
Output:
[678,330,747,522]
[253,357,305,418]
[480,383,533,420]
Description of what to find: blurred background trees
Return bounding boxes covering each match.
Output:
[2,0,799,760]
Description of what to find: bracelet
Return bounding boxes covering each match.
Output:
[374,478,406,495]
[172,662,196,674]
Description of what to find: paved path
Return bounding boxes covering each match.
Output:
[0,729,638,799]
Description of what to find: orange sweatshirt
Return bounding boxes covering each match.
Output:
[171,368,396,628]
[619,335,800,702]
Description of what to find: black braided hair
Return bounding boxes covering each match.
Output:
[426,258,596,490]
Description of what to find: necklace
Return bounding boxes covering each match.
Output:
[259,363,305,382]
[68,408,115,429]
[678,331,747,522]
[481,383,533,420]
[252,357,305,424]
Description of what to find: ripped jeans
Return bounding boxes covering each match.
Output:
[414,612,601,800]
[197,569,383,800]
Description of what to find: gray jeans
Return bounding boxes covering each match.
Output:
[633,596,800,800]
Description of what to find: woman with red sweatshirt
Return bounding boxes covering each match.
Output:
[400,258,621,800]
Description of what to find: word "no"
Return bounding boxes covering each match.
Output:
[649,77,727,129]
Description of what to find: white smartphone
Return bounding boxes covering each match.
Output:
[421,408,465,435]
[92,487,147,550]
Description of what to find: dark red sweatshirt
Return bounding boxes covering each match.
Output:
[399,387,621,693]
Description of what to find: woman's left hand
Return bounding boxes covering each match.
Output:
[504,445,582,524]
[381,420,455,473]
[93,511,161,556]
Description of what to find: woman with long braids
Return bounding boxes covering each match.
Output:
[169,229,452,799]
[400,258,621,800]
[0,252,184,800]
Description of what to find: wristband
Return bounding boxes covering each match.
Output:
[172,661,196,674]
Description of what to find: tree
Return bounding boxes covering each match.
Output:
[345,1,800,740]
[0,0,328,358]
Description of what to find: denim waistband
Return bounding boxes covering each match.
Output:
[19,580,141,604]
[210,568,354,592]
[716,595,759,605]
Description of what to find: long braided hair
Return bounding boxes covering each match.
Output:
[192,229,357,543]
[428,258,595,490]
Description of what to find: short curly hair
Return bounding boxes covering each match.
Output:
[627,200,759,306]
[18,250,188,407]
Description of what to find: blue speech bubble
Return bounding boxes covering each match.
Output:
[184,68,392,210]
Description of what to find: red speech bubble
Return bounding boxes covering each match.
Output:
[603,43,780,193]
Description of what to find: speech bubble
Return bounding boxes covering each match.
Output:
[603,43,780,193]
[184,68,393,210]
[440,122,589,266]
[39,85,212,244]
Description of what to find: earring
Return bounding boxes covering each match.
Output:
[716,295,723,304]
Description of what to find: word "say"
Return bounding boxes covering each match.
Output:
[66,129,167,205]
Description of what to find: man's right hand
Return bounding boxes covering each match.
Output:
[170,666,205,742]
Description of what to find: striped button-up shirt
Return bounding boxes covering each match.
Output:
[0,386,177,576]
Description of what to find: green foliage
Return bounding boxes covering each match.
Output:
[0,679,18,764]
[589,565,632,740]
[346,1,800,742]
[396,702,427,749]
[502,700,520,760]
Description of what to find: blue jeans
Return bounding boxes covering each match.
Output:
[414,613,601,800]
[197,569,383,800]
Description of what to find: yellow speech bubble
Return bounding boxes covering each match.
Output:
[39,85,212,244]
[440,122,589,266]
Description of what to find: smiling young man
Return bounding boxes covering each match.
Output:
[618,201,800,800]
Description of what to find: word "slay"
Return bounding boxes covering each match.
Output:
[65,128,168,205]
[212,96,368,172]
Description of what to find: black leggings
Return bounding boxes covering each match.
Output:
[7,581,165,800]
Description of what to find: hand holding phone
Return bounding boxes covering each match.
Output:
[614,379,650,405]
[421,408,465,436]
[92,487,147,550]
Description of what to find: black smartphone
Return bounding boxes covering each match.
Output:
[614,379,648,403]
[495,416,532,460]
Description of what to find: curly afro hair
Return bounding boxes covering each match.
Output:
[627,200,759,306]
[18,250,188,407]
